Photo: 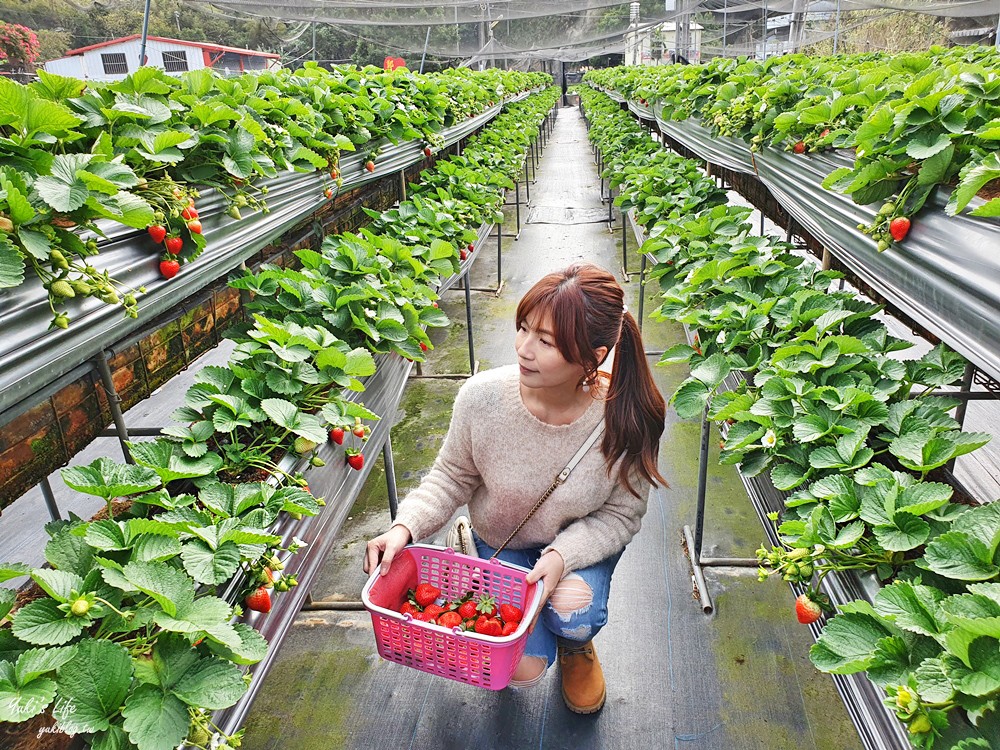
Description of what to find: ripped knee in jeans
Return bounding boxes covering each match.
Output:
[547,574,594,636]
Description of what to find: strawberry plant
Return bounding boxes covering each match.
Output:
[581,83,999,748]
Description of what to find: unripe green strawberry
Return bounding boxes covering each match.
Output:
[227,205,242,220]
[908,714,931,734]
[293,437,318,454]
[53,314,70,329]
[123,294,137,306]
[50,280,75,298]
[102,291,120,305]
[71,280,93,295]
[310,455,326,467]
[70,598,90,616]
[268,555,284,571]
[878,202,896,216]
[187,725,211,746]
[0,216,13,233]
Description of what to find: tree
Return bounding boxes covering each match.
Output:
[802,10,947,55]
[0,21,40,71]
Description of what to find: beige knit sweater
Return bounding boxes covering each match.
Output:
[393,364,651,574]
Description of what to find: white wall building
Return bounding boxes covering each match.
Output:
[44,35,280,82]
[624,21,703,66]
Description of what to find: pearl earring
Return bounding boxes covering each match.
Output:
[581,383,591,393]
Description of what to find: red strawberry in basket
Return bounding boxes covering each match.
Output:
[414,583,441,608]
[438,611,463,629]
[457,600,478,619]
[400,601,420,618]
[499,603,523,624]
[423,604,446,620]
[501,621,519,636]
[474,615,503,636]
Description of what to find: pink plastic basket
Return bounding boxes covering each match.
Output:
[362,543,543,690]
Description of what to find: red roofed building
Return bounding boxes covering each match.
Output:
[43,34,280,81]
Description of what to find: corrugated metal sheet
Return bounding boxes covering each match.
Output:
[0,102,508,421]
[652,114,1000,383]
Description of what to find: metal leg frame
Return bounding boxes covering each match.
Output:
[94,353,134,464]
[682,410,760,616]
[410,268,479,381]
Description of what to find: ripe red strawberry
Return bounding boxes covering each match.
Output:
[501,621,519,636]
[889,216,911,242]
[414,583,441,607]
[245,586,271,614]
[414,610,437,622]
[400,601,420,618]
[159,259,180,278]
[474,615,502,636]
[476,594,497,617]
[419,342,428,352]
[330,169,339,180]
[352,424,366,438]
[330,427,345,444]
[424,146,432,157]
[793,141,806,154]
[181,206,197,220]
[187,219,202,234]
[423,604,446,620]
[346,452,364,471]
[795,593,822,624]
[148,224,166,244]
[499,603,523,624]
[324,187,334,199]
[467,243,475,252]
[820,128,831,138]
[165,236,183,255]
[438,611,462,629]
[457,600,478,619]
[459,249,468,261]
[365,160,375,172]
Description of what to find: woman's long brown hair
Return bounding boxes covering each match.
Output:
[516,264,667,496]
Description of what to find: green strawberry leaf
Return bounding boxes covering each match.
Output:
[942,637,1000,697]
[810,612,894,674]
[30,569,85,603]
[0,235,25,288]
[204,622,268,665]
[873,581,945,636]
[0,666,56,723]
[122,683,189,750]
[121,561,194,618]
[923,532,999,582]
[53,639,132,733]
[873,512,930,552]
[11,599,87,646]
[60,458,161,500]
[171,657,246,709]
[179,539,242,585]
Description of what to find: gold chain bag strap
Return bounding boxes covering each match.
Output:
[488,418,606,561]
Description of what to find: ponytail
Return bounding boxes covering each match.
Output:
[604,311,667,496]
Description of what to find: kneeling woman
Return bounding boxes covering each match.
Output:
[364,263,666,713]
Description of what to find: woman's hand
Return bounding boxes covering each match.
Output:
[364,524,412,576]
[524,550,565,633]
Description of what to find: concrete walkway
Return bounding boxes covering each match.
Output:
[238,104,864,750]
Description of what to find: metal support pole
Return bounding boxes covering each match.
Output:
[398,171,407,204]
[515,181,521,237]
[40,476,62,522]
[138,0,152,67]
[636,221,648,334]
[496,217,503,289]
[683,524,714,614]
[762,0,768,61]
[833,0,842,54]
[464,271,476,374]
[953,362,978,430]
[693,408,712,560]
[419,26,431,73]
[524,158,531,204]
[383,435,399,520]
[94,354,134,464]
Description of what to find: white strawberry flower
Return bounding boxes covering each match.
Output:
[761,429,777,449]
[364,308,377,319]
[716,330,727,345]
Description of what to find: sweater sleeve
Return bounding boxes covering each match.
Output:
[540,470,650,574]
[391,381,482,542]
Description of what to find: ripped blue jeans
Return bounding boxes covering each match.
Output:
[473,532,623,667]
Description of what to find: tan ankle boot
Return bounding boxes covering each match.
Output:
[558,640,606,714]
